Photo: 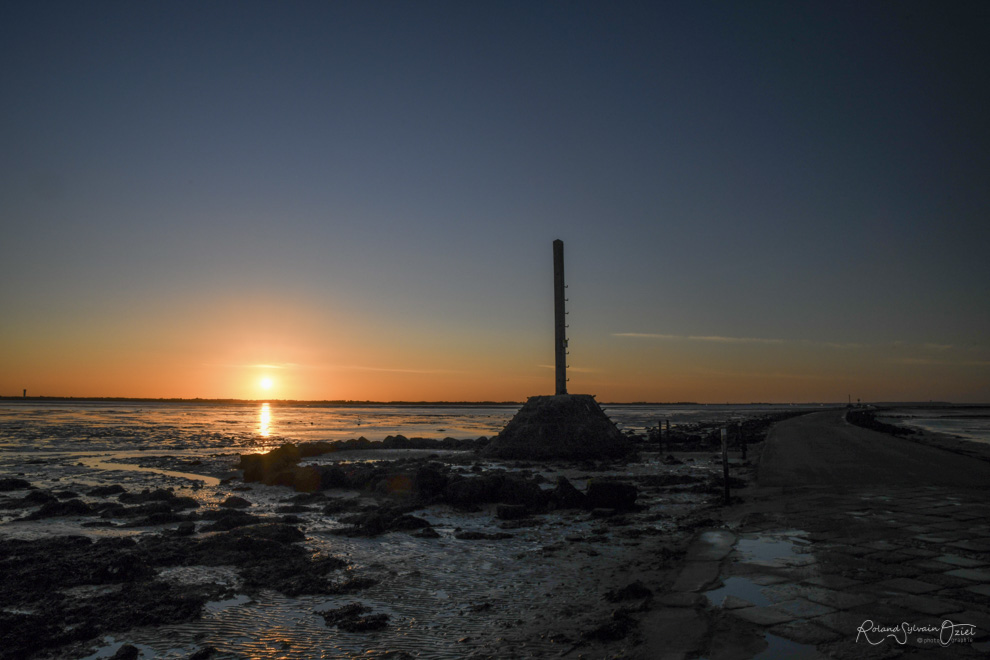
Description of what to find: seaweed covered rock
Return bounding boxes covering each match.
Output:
[238,444,302,483]
[549,476,586,509]
[481,394,631,460]
[585,480,638,510]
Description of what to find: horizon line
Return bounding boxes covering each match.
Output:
[0,395,967,407]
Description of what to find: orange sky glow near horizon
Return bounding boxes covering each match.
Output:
[3,298,988,403]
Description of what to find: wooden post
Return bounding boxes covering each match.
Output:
[553,239,567,395]
[739,423,747,460]
[657,419,663,453]
[721,427,730,505]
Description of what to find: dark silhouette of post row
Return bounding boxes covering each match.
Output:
[553,239,567,396]
[721,427,730,504]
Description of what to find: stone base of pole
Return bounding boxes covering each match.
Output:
[481,394,631,460]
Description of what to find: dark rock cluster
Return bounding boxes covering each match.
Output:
[0,521,355,660]
[237,445,641,532]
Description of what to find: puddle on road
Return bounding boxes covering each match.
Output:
[704,576,772,607]
[706,530,813,608]
[735,530,812,568]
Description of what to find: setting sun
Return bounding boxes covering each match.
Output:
[259,377,273,391]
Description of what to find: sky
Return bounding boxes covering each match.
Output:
[2,1,989,403]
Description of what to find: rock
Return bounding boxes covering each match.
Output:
[198,511,264,532]
[88,484,127,497]
[111,644,140,660]
[238,444,301,483]
[340,613,389,632]
[225,523,305,544]
[187,647,217,660]
[319,602,390,631]
[390,514,431,531]
[23,490,58,505]
[333,509,432,537]
[585,480,638,510]
[320,602,369,624]
[549,476,586,509]
[604,580,653,602]
[317,465,350,489]
[276,504,313,514]
[583,609,637,641]
[497,477,547,508]
[413,527,441,539]
[375,474,413,497]
[123,511,191,527]
[326,576,378,594]
[454,531,513,540]
[414,464,448,500]
[382,434,411,448]
[174,521,197,536]
[119,488,176,504]
[24,498,93,519]
[443,475,502,508]
[0,478,31,491]
[169,496,200,510]
[495,504,530,520]
[322,497,363,515]
[220,496,253,509]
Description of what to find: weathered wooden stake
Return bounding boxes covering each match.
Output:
[553,239,567,396]
[721,427,730,505]
[657,418,663,453]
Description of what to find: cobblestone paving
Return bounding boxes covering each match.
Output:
[708,484,990,658]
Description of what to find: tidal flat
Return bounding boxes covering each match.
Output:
[0,405,789,659]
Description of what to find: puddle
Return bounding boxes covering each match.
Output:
[204,594,253,613]
[704,576,771,607]
[735,530,811,568]
[707,529,815,608]
[753,633,822,659]
[78,454,221,487]
[81,639,162,659]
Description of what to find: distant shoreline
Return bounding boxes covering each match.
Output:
[0,396,974,407]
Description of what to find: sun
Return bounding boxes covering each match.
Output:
[259,377,274,391]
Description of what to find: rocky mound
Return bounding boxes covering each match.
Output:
[481,394,631,460]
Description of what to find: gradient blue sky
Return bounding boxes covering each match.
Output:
[2,1,988,402]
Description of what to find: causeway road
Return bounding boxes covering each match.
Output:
[758,409,990,488]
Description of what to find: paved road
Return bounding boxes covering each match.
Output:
[758,409,990,487]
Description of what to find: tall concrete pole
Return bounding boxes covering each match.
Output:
[553,239,567,395]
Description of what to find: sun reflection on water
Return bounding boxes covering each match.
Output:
[259,403,271,437]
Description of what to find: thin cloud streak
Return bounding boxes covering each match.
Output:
[613,333,882,350]
[331,364,463,375]
[614,333,807,346]
[210,362,305,370]
[692,368,830,380]
[890,358,990,367]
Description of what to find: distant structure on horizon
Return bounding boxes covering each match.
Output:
[482,239,629,459]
